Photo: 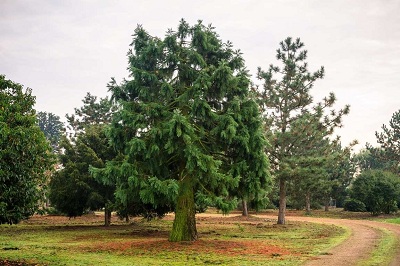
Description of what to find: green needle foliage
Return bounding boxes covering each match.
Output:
[0,75,54,224]
[288,139,355,212]
[91,19,271,241]
[49,94,116,225]
[256,37,350,224]
[66,92,117,134]
[374,109,400,174]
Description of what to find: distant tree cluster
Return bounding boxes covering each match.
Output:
[347,110,400,215]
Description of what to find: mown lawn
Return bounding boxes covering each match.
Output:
[0,212,347,266]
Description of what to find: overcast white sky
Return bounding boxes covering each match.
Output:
[1,0,399,152]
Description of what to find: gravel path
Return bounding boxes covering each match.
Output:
[257,215,400,266]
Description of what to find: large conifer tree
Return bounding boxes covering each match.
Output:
[93,20,270,241]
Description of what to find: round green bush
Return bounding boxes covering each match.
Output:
[344,198,367,212]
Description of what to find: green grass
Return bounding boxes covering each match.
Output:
[357,228,399,266]
[384,217,400,224]
[0,214,348,266]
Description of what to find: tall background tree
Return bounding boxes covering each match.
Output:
[373,109,400,174]
[36,111,64,152]
[353,148,390,172]
[49,94,116,225]
[322,143,356,209]
[92,19,271,241]
[256,37,350,224]
[0,75,54,224]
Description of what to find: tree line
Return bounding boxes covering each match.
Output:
[1,20,399,242]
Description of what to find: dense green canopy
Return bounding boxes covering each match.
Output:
[0,75,54,224]
[49,94,116,225]
[92,19,271,241]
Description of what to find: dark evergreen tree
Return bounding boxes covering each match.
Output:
[323,143,356,209]
[91,20,271,241]
[49,125,115,223]
[256,37,350,224]
[0,75,54,224]
[350,170,400,215]
[49,94,116,225]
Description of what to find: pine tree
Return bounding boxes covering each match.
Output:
[256,37,350,224]
[322,142,356,210]
[288,139,356,212]
[92,20,271,241]
[374,110,400,174]
[66,92,116,134]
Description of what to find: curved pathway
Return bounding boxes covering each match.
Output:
[256,215,400,266]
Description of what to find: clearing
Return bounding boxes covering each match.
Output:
[0,210,399,265]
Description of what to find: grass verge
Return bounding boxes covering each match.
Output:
[384,217,400,224]
[357,227,398,266]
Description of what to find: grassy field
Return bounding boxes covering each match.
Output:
[0,211,348,266]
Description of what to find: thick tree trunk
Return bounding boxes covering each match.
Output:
[277,179,286,225]
[169,177,197,242]
[305,191,311,214]
[242,198,248,217]
[104,206,111,227]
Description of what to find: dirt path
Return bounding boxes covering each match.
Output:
[254,215,400,266]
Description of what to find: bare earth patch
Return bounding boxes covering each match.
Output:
[87,238,290,257]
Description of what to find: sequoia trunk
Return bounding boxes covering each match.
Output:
[169,177,198,242]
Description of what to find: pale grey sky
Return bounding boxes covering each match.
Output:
[1,0,399,152]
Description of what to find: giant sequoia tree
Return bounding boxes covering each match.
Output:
[0,75,53,224]
[92,20,270,241]
[256,38,350,224]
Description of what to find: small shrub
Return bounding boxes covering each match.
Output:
[344,199,367,212]
[44,207,64,215]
